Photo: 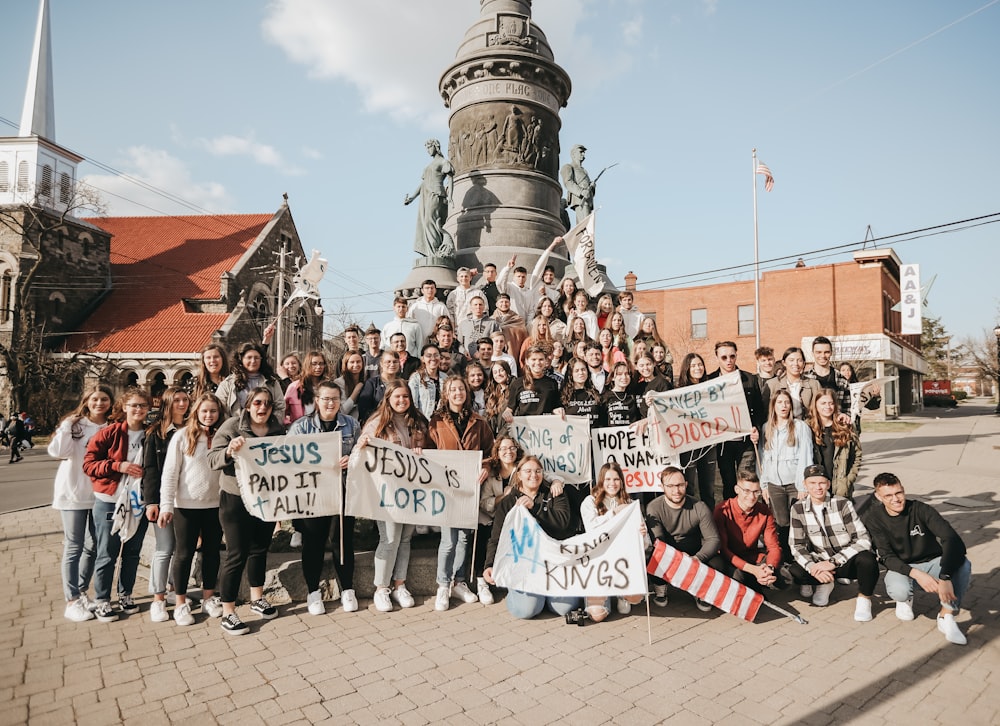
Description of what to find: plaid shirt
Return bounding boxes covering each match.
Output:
[789,495,871,569]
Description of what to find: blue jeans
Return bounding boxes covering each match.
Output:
[884,556,972,611]
[504,590,582,620]
[374,520,414,588]
[436,527,471,586]
[60,509,96,601]
[92,499,149,602]
[149,519,175,595]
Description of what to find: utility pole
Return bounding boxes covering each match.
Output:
[275,240,289,367]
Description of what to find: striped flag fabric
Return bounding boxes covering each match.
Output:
[646,540,764,621]
[756,160,774,192]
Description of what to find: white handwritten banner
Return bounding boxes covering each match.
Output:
[346,439,481,528]
[647,372,751,456]
[562,212,604,296]
[511,415,592,484]
[234,433,342,522]
[849,376,896,421]
[591,425,680,493]
[492,501,647,597]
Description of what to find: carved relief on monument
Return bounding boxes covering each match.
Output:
[487,13,534,49]
[440,58,570,111]
[447,102,560,179]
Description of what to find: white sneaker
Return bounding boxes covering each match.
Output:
[392,585,415,609]
[476,578,494,605]
[149,600,169,623]
[695,598,713,612]
[202,595,223,618]
[290,531,302,548]
[173,602,195,627]
[895,598,915,621]
[812,582,835,607]
[306,590,325,616]
[64,598,94,622]
[799,584,814,599]
[435,586,451,611]
[451,581,479,604]
[340,589,358,613]
[937,613,967,645]
[374,588,393,612]
[616,597,632,616]
[653,585,669,607]
[79,593,97,612]
[854,597,873,622]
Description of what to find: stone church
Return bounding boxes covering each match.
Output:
[0,0,322,418]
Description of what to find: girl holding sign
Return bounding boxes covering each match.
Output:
[482,456,579,619]
[477,436,524,604]
[358,380,429,613]
[288,382,360,615]
[156,393,225,626]
[428,376,495,611]
[209,386,286,636]
[676,353,719,509]
[579,462,646,621]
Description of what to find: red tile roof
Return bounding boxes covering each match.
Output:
[63,213,272,354]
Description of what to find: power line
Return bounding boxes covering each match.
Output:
[634,212,1000,289]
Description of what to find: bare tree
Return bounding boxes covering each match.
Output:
[0,183,108,420]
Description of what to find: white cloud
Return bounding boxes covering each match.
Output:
[81,146,233,216]
[701,0,719,15]
[261,0,634,127]
[196,132,302,174]
[301,146,324,160]
[622,15,643,46]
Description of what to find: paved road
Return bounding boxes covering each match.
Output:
[1,401,997,724]
[0,443,56,513]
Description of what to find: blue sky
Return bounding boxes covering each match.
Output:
[1,0,997,344]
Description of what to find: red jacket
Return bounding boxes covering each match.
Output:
[713,497,781,571]
[84,421,135,497]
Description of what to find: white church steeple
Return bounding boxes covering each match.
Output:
[0,0,82,212]
[19,0,56,140]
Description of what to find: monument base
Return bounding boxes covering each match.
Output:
[396,257,459,299]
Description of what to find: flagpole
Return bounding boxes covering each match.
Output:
[752,149,761,349]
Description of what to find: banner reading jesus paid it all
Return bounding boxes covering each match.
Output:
[492,501,647,597]
[233,432,342,522]
[646,371,752,457]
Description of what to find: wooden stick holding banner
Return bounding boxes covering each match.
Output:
[233,432,342,521]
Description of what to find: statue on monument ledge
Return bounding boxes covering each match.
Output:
[405,138,455,260]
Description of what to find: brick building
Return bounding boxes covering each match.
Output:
[630,248,929,416]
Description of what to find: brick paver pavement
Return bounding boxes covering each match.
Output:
[1,402,997,725]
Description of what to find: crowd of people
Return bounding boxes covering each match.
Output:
[46,244,972,645]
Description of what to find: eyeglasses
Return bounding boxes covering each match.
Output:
[719,355,736,361]
[250,400,272,408]
[735,485,762,497]
[318,397,340,404]
[520,469,543,477]
[126,403,149,410]
[498,446,518,453]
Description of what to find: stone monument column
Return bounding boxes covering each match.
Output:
[396,0,573,298]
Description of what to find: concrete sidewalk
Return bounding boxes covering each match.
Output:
[1,401,997,725]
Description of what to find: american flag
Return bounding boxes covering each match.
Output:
[756,160,774,192]
[647,540,764,621]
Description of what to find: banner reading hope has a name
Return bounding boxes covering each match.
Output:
[492,501,647,597]
[592,425,680,493]
[234,433,342,522]
[647,372,751,456]
[346,438,481,528]
[511,415,591,484]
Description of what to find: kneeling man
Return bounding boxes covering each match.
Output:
[864,472,971,645]
[788,465,877,621]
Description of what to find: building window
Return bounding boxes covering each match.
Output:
[48,291,65,324]
[0,161,8,192]
[294,308,309,351]
[250,293,270,325]
[40,165,53,198]
[17,161,29,192]
[737,305,755,337]
[1,271,11,323]
[59,172,71,203]
[691,308,707,339]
